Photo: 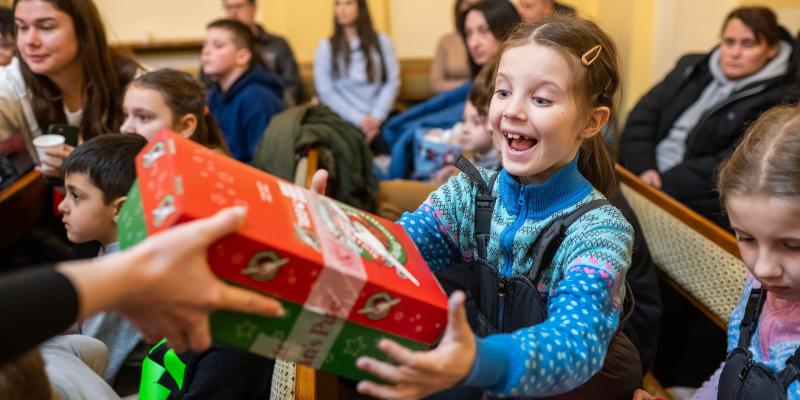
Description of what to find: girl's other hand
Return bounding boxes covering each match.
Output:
[639,169,662,189]
[356,291,476,400]
[632,389,662,400]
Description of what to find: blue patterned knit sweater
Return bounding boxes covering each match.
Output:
[398,156,634,397]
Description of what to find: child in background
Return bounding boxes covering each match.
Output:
[635,105,800,400]
[431,61,499,185]
[202,19,285,163]
[121,68,230,154]
[58,134,147,395]
[460,58,499,171]
[121,69,277,400]
[336,16,637,399]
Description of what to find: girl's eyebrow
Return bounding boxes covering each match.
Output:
[495,71,564,89]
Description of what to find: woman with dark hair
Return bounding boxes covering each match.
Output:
[620,6,798,227]
[460,0,522,76]
[382,0,520,179]
[313,0,400,144]
[430,0,480,93]
[0,0,140,177]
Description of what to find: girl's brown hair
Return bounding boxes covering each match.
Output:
[13,0,139,140]
[717,105,800,208]
[130,69,230,155]
[497,15,620,197]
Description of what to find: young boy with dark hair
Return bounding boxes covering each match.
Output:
[59,134,146,250]
[58,133,150,394]
[203,18,285,164]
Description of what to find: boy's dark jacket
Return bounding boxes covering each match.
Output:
[619,28,799,225]
[207,66,285,164]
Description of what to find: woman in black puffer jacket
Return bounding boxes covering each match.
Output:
[620,6,798,227]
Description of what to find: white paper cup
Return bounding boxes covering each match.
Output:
[33,134,65,169]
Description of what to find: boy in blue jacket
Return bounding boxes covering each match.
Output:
[203,19,285,163]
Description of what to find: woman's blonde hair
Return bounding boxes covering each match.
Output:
[718,105,800,208]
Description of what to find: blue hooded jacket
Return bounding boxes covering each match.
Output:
[207,67,285,163]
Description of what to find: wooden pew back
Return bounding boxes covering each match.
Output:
[615,164,746,329]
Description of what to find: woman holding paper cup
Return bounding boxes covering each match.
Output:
[0,0,140,177]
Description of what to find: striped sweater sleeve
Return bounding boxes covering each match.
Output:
[397,173,477,271]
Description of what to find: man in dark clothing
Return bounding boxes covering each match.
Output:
[222,0,304,106]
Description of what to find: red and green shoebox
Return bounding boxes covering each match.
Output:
[118,129,448,381]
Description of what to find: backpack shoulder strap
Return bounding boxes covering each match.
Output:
[453,155,498,260]
[527,199,611,283]
[778,346,800,391]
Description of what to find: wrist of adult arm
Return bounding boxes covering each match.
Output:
[56,245,154,320]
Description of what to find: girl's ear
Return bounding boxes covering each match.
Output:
[581,106,611,140]
[175,113,198,139]
[112,196,127,224]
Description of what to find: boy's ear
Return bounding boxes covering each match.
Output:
[176,114,198,139]
[235,47,252,68]
[111,196,127,224]
[581,105,611,140]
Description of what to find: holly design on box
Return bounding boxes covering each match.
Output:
[313,196,419,286]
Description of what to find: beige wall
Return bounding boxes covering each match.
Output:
[96,0,224,43]
[92,0,800,118]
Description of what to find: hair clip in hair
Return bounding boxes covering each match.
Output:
[581,45,602,66]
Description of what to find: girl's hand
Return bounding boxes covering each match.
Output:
[37,144,75,177]
[310,169,329,195]
[431,166,455,186]
[356,291,476,400]
[632,389,661,400]
[639,169,662,189]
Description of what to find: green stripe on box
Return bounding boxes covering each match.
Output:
[119,180,149,250]
[210,299,426,382]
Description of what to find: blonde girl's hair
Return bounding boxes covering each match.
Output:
[718,105,800,207]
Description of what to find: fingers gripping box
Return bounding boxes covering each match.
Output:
[118,129,448,381]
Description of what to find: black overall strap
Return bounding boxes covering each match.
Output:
[453,156,499,261]
[777,346,800,392]
[527,199,611,284]
[737,287,767,348]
